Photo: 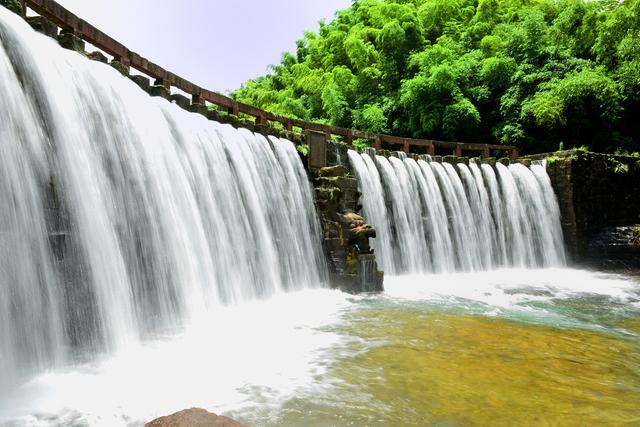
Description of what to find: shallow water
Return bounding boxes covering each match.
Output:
[2,268,639,426]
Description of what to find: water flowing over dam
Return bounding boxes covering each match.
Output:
[348,150,566,275]
[0,8,326,391]
[4,4,640,427]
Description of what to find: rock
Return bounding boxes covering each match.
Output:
[206,109,221,121]
[0,0,22,15]
[343,212,364,224]
[87,51,108,64]
[443,155,457,164]
[170,93,191,109]
[110,60,130,76]
[481,157,496,166]
[58,32,85,53]
[188,103,209,116]
[149,85,171,101]
[131,75,151,92]
[145,408,248,427]
[318,165,348,178]
[26,16,58,38]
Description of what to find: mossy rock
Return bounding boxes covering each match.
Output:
[58,33,85,53]
[26,16,58,38]
[148,85,170,100]
[188,104,208,116]
[170,94,191,109]
[109,60,129,76]
[87,51,108,64]
[632,226,640,245]
[342,212,364,224]
[0,0,23,15]
[316,187,342,202]
[130,75,150,92]
[318,165,348,178]
[206,110,221,121]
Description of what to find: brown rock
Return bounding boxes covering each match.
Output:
[145,408,249,427]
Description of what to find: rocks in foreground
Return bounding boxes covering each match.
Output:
[145,408,249,427]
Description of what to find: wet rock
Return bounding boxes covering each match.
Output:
[586,225,640,270]
[130,75,151,92]
[188,103,209,116]
[110,60,129,76]
[170,93,191,109]
[58,32,85,53]
[26,16,58,38]
[149,85,170,101]
[481,157,496,166]
[443,155,457,164]
[87,51,108,64]
[206,109,221,122]
[0,0,22,15]
[312,161,384,293]
[145,408,248,427]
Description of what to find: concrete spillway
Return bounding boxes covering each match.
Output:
[0,7,327,392]
[348,150,566,275]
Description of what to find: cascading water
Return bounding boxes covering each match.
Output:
[0,7,326,396]
[348,150,566,274]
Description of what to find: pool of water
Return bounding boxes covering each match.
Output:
[2,268,639,426]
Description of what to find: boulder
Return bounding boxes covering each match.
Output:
[145,408,249,427]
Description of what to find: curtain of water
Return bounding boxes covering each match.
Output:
[0,9,326,391]
[349,150,566,274]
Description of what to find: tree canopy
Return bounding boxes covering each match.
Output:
[233,0,640,154]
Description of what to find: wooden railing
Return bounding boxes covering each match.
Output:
[18,0,518,158]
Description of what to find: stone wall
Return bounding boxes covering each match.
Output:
[538,151,640,266]
[308,138,384,293]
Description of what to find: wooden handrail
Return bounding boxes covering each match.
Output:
[20,0,518,158]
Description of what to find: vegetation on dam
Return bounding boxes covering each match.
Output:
[233,0,640,154]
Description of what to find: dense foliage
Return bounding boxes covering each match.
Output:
[233,0,640,154]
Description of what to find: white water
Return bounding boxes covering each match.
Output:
[0,7,326,397]
[2,6,636,427]
[348,151,566,274]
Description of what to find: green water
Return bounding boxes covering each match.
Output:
[235,269,640,427]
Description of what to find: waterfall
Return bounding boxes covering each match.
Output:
[0,8,326,392]
[349,150,566,274]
